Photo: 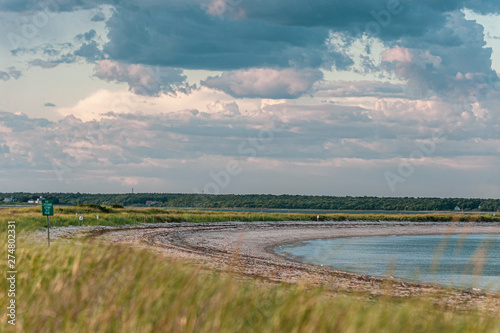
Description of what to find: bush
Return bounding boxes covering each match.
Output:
[77,204,111,213]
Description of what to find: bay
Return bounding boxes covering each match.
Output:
[275,233,500,292]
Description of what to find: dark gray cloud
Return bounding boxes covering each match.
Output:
[98,1,499,100]
[29,55,76,68]
[93,60,193,96]
[74,40,102,62]
[0,67,21,81]
[13,33,103,68]
[0,111,52,131]
[0,144,10,155]
[76,29,97,42]
[226,0,444,40]
[381,11,499,99]
[2,0,499,100]
[0,0,107,13]
[11,44,64,57]
[215,0,500,27]
[2,1,500,195]
[103,4,341,71]
[90,10,106,22]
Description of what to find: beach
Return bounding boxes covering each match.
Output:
[50,220,498,312]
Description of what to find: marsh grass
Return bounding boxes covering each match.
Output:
[1,206,499,233]
[1,208,500,332]
[1,238,500,332]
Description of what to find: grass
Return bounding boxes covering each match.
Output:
[1,205,500,233]
[1,208,500,332]
[1,238,500,332]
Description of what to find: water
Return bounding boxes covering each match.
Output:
[275,233,500,292]
[169,207,493,215]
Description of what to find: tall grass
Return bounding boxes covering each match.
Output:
[1,239,499,332]
[2,205,500,233]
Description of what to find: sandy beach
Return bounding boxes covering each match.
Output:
[46,221,500,312]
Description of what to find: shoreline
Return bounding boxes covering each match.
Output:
[269,231,500,293]
[264,222,500,259]
[38,221,500,312]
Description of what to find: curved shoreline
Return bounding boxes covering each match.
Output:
[270,231,500,292]
[47,221,500,312]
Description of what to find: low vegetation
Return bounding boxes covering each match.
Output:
[1,205,500,233]
[2,208,500,331]
[1,239,499,332]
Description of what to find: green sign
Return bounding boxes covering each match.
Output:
[42,200,54,216]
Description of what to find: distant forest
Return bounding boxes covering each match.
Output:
[1,193,500,212]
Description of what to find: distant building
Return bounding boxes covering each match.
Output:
[28,200,35,204]
[3,197,17,202]
[145,201,154,205]
[454,206,461,211]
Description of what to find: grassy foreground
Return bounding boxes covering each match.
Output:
[2,239,500,332]
[1,205,500,233]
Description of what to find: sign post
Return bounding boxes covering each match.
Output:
[42,200,54,246]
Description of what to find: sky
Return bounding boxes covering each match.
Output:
[0,0,500,198]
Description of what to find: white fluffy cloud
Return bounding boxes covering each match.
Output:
[314,80,405,98]
[2,0,500,196]
[1,102,500,196]
[381,11,499,99]
[202,68,323,99]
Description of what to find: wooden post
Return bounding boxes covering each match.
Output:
[47,216,50,247]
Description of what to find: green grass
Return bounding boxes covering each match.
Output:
[1,205,500,233]
[1,208,500,332]
[1,238,500,332]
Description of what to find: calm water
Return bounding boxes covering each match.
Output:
[275,233,500,292]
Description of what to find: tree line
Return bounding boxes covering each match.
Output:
[1,193,500,212]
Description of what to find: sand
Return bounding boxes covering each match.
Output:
[38,221,500,312]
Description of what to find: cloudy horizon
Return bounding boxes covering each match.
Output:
[1,0,500,198]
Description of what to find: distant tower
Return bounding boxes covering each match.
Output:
[132,188,134,194]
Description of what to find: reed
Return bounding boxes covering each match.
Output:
[1,238,499,332]
[2,205,499,233]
